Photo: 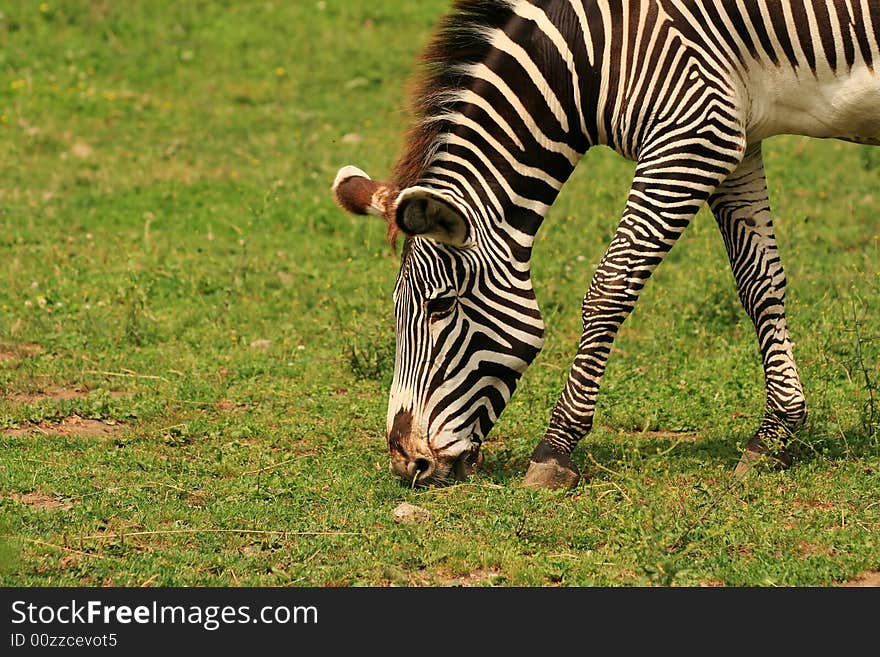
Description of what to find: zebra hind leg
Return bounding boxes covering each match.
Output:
[734,412,797,477]
[708,143,807,478]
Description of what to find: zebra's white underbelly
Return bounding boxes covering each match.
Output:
[746,66,880,145]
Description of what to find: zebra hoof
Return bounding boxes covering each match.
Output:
[522,443,580,489]
[734,434,793,478]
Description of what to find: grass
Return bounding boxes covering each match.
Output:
[0,0,878,587]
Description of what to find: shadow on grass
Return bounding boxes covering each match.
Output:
[475,419,878,488]
[786,422,879,465]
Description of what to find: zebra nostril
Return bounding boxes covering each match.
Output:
[413,457,432,475]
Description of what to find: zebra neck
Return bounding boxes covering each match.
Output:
[414,155,573,263]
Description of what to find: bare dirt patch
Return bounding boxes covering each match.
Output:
[632,430,701,442]
[440,567,504,587]
[0,342,43,364]
[796,541,835,558]
[2,415,127,438]
[215,399,249,412]
[842,571,880,587]
[7,492,73,511]
[7,387,129,404]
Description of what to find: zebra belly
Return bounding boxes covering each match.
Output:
[747,66,880,145]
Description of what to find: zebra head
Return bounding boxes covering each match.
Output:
[334,166,545,486]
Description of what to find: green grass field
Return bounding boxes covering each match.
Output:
[1,1,878,587]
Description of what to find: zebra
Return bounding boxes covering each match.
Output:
[332,0,879,488]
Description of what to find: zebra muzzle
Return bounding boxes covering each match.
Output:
[451,443,484,481]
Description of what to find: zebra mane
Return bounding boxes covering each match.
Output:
[392,0,517,190]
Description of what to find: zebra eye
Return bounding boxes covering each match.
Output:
[426,295,457,318]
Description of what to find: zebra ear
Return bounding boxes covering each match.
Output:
[395,187,469,246]
[332,165,398,220]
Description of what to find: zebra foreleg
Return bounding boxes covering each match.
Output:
[523,211,681,489]
[524,149,745,489]
[709,143,807,477]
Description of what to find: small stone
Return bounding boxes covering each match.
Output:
[392,502,430,524]
[249,339,272,350]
